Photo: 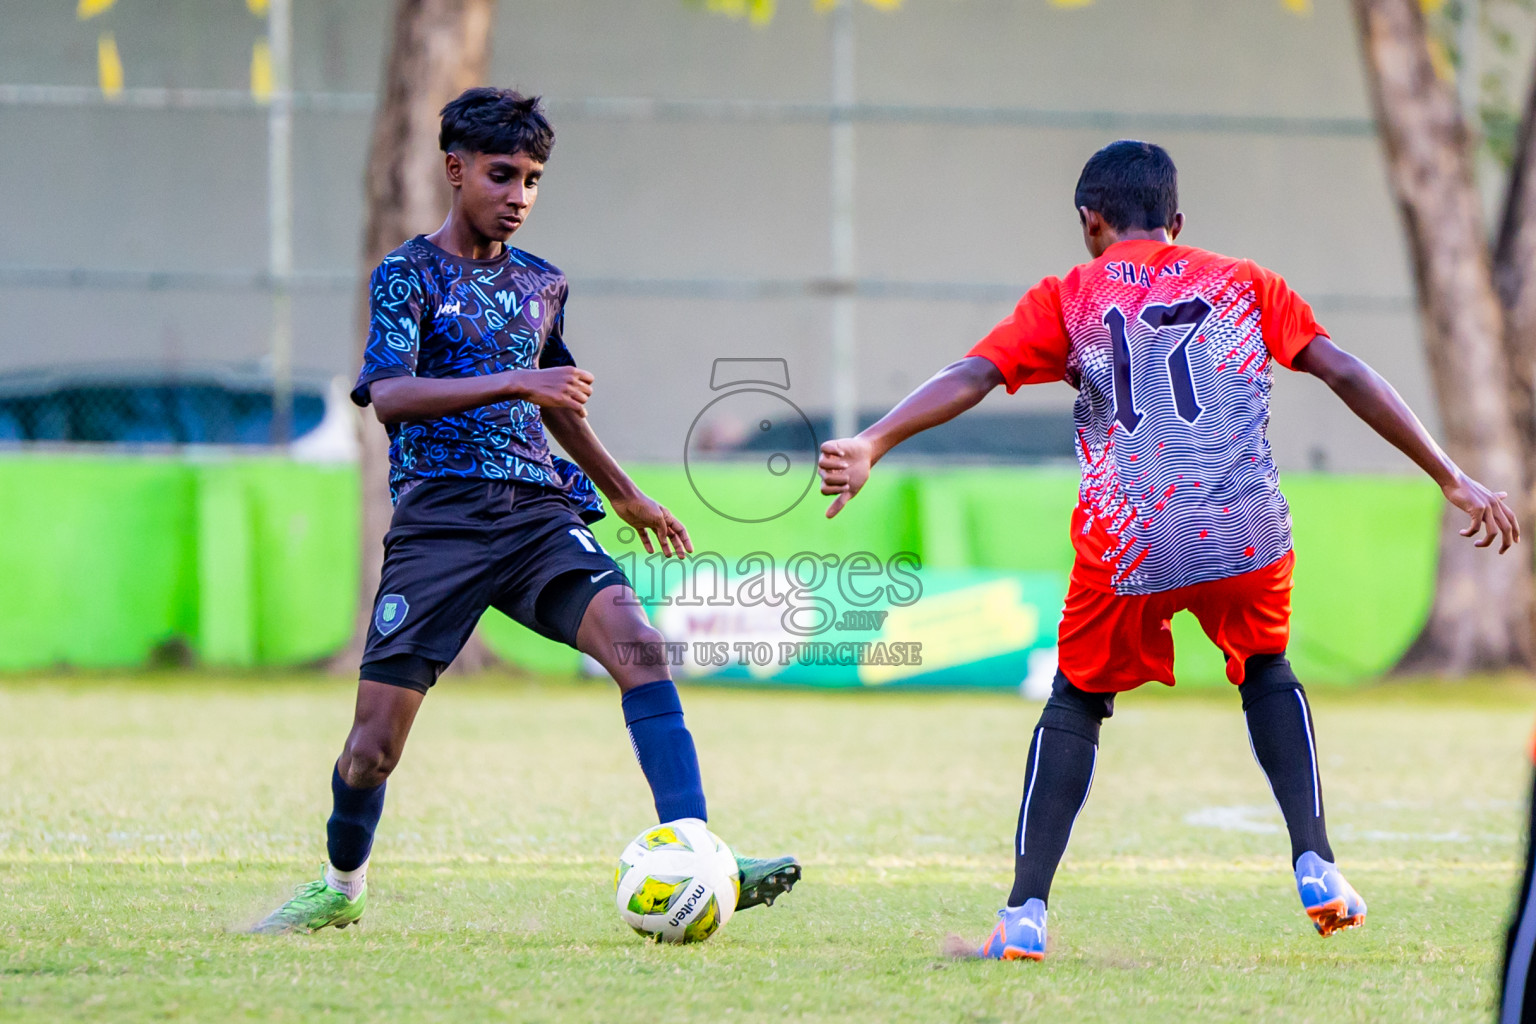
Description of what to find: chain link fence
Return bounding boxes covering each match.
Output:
[0,368,330,447]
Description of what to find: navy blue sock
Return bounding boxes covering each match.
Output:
[621,680,708,823]
[326,763,386,872]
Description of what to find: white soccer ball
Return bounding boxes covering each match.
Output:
[613,819,739,943]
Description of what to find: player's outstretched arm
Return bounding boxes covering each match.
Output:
[817,356,1004,518]
[543,406,692,559]
[368,367,593,425]
[1293,334,1520,553]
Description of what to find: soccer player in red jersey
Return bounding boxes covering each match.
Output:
[817,140,1520,960]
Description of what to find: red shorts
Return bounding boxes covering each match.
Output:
[1057,551,1294,693]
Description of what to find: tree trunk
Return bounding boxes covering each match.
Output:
[331,0,498,674]
[1494,56,1536,499]
[1353,0,1535,673]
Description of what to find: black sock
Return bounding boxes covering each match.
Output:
[1239,653,1333,866]
[1500,770,1536,1024]
[326,762,387,871]
[1008,673,1111,908]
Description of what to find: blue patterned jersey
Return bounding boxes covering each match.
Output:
[351,235,603,519]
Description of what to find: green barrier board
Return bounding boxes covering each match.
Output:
[635,565,1066,689]
[0,453,356,671]
[0,454,1442,686]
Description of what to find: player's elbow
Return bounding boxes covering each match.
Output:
[950,357,1005,399]
[1296,336,1368,393]
[367,381,408,424]
[1318,353,1372,395]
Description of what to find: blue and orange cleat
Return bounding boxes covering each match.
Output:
[1295,850,1366,936]
[977,898,1048,960]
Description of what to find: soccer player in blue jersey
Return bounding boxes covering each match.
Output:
[252,88,799,934]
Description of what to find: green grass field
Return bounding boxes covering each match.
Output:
[0,673,1532,1023]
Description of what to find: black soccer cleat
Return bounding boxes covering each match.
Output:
[734,854,801,911]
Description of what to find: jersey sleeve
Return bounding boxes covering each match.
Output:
[537,283,575,369]
[350,256,426,407]
[965,276,1071,393]
[1247,262,1328,370]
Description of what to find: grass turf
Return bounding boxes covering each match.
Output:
[0,673,1532,1022]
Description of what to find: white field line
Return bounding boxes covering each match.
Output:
[1184,804,1517,844]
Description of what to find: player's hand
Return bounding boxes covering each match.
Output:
[612,493,693,559]
[818,436,874,519]
[512,367,593,417]
[1443,471,1521,553]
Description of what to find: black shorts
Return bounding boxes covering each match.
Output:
[360,478,628,691]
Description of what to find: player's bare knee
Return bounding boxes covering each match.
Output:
[626,622,666,650]
[596,624,672,692]
[582,609,663,661]
[341,737,400,788]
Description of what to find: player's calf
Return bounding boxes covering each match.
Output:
[1240,654,1335,866]
[252,680,421,936]
[1237,655,1364,935]
[949,673,1106,961]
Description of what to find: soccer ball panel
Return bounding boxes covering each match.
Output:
[625,874,689,916]
[640,825,694,851]
[682,894,721,943]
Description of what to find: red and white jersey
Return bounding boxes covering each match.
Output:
[968,239,1325,596]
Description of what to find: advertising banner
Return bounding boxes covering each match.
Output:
[591,557,1066,691]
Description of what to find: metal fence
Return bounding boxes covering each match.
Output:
[0,1,1411,460]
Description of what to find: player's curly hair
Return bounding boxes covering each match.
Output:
[1074,140,1178,232]
[439,87,554,161]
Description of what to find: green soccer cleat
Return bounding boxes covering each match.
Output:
[734,854,801,911]
[249,878,366,935]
